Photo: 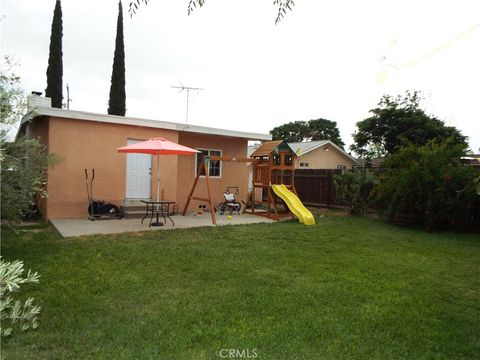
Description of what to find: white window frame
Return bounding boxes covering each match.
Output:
[337,164,347,170]
[299,161,310,168]
[195,148,223,178]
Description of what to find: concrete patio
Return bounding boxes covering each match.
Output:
[50,213,276,238]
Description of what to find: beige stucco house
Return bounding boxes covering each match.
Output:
[248,140,359,170]
[288,140,359,169]
[19,96,270,220]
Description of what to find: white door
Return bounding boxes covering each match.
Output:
[125,139,152,199]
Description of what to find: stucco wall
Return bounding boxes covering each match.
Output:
[45,117,179,219]
[29,115,250,220]
[297,145,355,169]
[177,133,248,214]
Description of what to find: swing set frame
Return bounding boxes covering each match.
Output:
[182,156,256,224]
[182,140,299,225]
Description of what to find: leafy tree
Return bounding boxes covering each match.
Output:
[351,91,468,158]
[0,258,41,337]
[1,139,58,221]
[308,118,345,148]
[374,141,480,230]
[45,0,63,108]
[270,118,345,147]
[128,0,295,24]
[270,121,309,142]
[108,1,126,116]
[1,59,60,221]
[1,57,25,153]
[1,63,43,338]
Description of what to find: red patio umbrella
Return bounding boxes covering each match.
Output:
[117,137,199,204]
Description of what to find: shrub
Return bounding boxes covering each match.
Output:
[0,257,41,337]
[1,57,60,221]
[1,138,59,221]
[374,141,480,230]
[334,169,377,215]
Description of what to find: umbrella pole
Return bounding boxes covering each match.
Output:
[156,155,160,203]
[151,155,164,227]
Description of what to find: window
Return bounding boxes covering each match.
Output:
[195,148,222,177]
[299,161,310,168]
[273,154,281,165]
[337,164,347,170]
[285,154,293,166]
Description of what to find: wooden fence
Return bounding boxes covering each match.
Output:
[294,169,341,207]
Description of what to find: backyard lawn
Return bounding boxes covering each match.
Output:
[1,215,479,359]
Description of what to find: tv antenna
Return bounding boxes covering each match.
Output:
[171,84,203,125]
[63,83,72,109]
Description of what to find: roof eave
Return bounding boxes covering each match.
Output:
[26,106,271,141]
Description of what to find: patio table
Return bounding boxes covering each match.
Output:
[140,200,176,227]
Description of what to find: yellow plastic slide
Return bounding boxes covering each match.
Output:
[271,184,315,225]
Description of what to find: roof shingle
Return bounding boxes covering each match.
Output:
[250,140,283,157]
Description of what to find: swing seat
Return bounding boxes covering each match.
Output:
[219,192,241,215]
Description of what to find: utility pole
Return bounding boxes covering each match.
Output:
[171,85,203,125]
[63,83,72,109]
[66,83,72,109]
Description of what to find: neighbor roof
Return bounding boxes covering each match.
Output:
[288,140,329,156]
[247,144,261,157]
[288,140,360,164]
[20,106,271,141]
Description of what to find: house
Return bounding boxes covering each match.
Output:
[250,140,359,169]
[352,157,385,169]
[18,95,270,220]
[249,140,359,170]
[287,140,359,169]
[461,155,480,168]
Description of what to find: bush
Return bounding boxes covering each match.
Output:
[1,57,60,221]
[0,257,41,337]
[334,169,377,215]
[374,141,480,230]
[1,138,59,221]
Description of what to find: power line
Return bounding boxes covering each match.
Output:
[377,22,480,85]
[402,23,480,69]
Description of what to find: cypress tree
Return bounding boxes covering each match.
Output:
[45,0,63,108]
[108,1,126,116]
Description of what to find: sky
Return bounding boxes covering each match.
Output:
[1,0,479,152]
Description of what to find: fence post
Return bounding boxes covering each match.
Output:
[326,170,331,208]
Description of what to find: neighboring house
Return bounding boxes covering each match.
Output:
[19,95,270,220]
[287,140,360,169]
[352,157,385,169]
[461,155,480,168]
[247,143,261,158]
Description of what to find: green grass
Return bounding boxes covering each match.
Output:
[1,216,479,359]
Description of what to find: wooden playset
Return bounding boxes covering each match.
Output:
[247,140,299,219]
[182,140,315,225]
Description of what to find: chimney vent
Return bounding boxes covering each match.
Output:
[27,92,52,110]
